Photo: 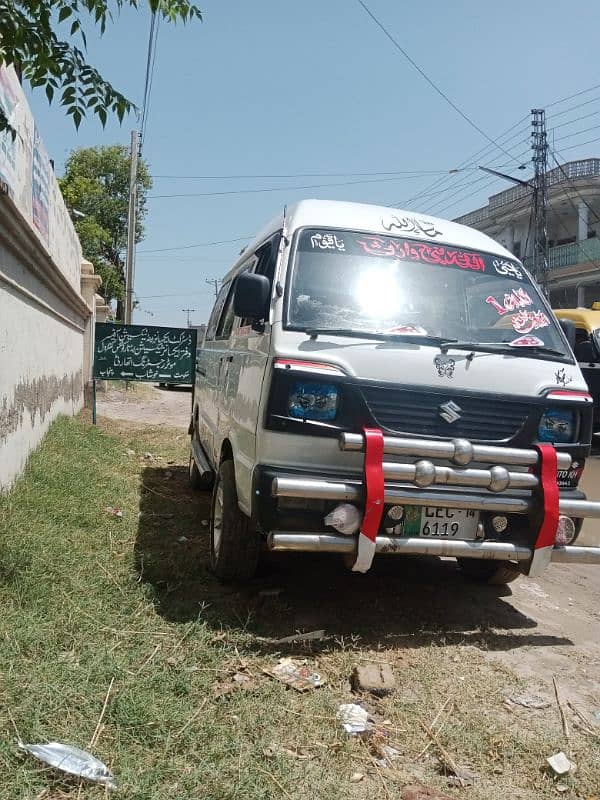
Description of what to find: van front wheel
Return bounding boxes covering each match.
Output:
[209,459,260,581]
[457,558,521,585]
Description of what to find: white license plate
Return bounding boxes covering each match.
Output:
[419,507,480,539]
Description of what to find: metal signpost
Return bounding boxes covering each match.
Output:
[92,323,197,424]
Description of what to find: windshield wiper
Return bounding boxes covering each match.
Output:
[306,328,457,346]
[440,340,565,358]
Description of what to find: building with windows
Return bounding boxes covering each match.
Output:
[454,158,600,308]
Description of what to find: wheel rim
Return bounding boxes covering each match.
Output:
[213,484,224,559]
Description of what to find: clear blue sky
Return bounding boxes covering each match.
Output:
[28,0,600,328]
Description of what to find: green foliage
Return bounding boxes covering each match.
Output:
[0,0,202,133]
[59,144,152,306]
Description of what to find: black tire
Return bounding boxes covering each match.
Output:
[457,558,521,585]
[209,459,260,581]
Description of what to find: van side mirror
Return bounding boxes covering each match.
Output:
[233,272,270,320]
[558,318,576,350]
[575,339,596,363]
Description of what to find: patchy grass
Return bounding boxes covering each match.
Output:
[0,414,598,799]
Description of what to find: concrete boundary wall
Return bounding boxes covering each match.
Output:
[0,188,93,489]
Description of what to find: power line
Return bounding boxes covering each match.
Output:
[140,13,160,146]
[150,169,459,180]
[138,235,251,254]
[549,147,600,225]
[138,290,212,299]
[147,174,453,200]
[546,93,600,123]
[554,122,600,145]
[397,82,600,212]
[559,133,600,153]
[396,115,530,209]
[549,107,600,132]
[546,82,600,109]
[355,0,522,166]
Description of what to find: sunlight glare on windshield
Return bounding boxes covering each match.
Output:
[355,265,402,321]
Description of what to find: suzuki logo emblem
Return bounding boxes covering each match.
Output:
[439,400,462,424]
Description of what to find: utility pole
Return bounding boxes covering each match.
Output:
[182,308,196,327]
[205,277,220,299]
[531,108,549,292]
[125,129,140,324]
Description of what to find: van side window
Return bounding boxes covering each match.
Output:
[255,232,281,286]
[239,233,281,326]
[216,284,236,340]
[205,282,229,341]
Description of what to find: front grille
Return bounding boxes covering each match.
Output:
[360,385,531,442]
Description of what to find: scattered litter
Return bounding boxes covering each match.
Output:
[594,710,600,720]
[401,785,453,800]
[351,663,395,697]
[214,670,257,699]
[506,692,551,710]
[201,519,209,527]
[165,470,173,479]
[142,452,163,462]
[263,743,313,760]
[337,703,370,735]
[104,506,123,518]
[324,503,361,535]
[445,765,479,787]
[372,743,401,768]
[567,700,598,735]
[555,784,570,793]
[259,588,283,598]
[546,752,576,776]
[177,536,188,544]
[18,741,117,790]
[264,658,324,692]
[349,771,365,783]
[125,448,135,456]
[274,630,326,644]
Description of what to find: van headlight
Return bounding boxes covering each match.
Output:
[537,408,576,444]
[288,381,339,421]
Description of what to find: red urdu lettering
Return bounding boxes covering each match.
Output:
[486,295,507,315]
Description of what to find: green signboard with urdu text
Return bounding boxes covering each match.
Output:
[93,323,197,384]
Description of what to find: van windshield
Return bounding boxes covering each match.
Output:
[286,227,569,358]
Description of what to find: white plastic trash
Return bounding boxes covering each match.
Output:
[324,504,361,535]
[19,741,117,790]
[337,703,370,735]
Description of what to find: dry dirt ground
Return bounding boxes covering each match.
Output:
[98,387,600,719]
[96,382,192,429]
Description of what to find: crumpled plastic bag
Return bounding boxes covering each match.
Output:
[18,741,117,790]
[324,504,361,535]
[337,703,370,735]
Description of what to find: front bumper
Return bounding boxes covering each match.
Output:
[253,432,600,573]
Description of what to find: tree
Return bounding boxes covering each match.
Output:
[0,0,201,133]
[59,145,152,318]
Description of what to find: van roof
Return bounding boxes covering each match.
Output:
[224,198,516,280]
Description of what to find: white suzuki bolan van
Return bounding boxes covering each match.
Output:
[190,199,600,582]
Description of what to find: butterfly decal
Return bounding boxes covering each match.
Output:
[434,355,455,379]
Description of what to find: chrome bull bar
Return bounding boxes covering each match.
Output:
[267,533,600,565]
[268,433,600,573]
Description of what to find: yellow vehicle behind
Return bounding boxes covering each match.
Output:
[554,305,600,434]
